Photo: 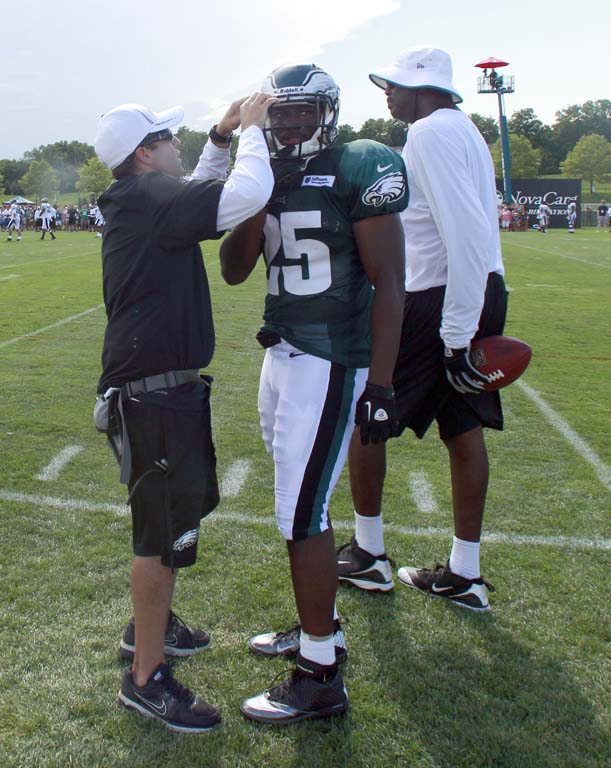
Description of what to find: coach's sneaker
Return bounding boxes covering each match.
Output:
[336,537,395,592]
[120,611,211,660]
[248,620,347,664]
[397,561,494,612]
[240,654,348,725]
[118,662,220,733]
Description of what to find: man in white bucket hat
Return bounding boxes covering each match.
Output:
[337,46,508,613]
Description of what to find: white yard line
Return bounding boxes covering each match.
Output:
[511,241,611,269]
[0,304,104,350]
[408,470,438,514]
[517,380,611,492]
[0,251,97,271]
[35,446,84,481]
[0,274,21,282]
[1,489,609,551]
[220,458,252,497]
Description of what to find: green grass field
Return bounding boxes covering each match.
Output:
[0,228,609,768]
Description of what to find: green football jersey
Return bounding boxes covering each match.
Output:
[261,140,408,368]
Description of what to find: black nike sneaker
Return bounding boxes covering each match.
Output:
[397,561,495,612]
[336,537,395,592]
[118,663,220,733]
[120,611,210,659]
[240,654,349,725]
[248,620,348,664]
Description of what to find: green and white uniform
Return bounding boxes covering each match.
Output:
[261,139,407,368]
[258,140,407,541]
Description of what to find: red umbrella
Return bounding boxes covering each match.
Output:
[475,57,510,69]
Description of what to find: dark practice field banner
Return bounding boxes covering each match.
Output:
[496,178,581,228]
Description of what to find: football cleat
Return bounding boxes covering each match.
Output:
[248,620,347,664]
[240,654,348,725]
[120,611,210,659]
[397,561,494,612]
[336,537,395,592]
[118,662,220,733]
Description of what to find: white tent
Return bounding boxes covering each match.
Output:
[3,195,35,204]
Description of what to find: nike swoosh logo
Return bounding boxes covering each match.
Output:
[136,694,168,715]
[431,584,455,594]
[377,163,392,172]
[289,352,306,358]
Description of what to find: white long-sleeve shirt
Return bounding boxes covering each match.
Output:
[401,108,504,350]
[190,125,272,232]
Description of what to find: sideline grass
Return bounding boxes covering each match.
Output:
[0,230,609,768]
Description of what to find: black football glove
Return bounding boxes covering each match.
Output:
[443,346,490,395]
[355,382,400,445]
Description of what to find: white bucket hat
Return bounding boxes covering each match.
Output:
[369,46,462,104]
[95,103,184,170]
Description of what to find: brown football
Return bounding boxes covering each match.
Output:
[469,336,532,391]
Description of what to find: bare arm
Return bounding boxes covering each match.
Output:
[353,213,405,387]
[219,209,266,285]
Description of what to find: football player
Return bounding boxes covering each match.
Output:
[6,200,22,241]
[538,202,552,233]
[220,63,407,724]
[567,201,577,233]
[39,198,57,240]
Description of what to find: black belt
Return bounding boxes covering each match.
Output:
[123,369,201,398]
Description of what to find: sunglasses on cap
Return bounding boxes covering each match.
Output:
[138,128,174,147]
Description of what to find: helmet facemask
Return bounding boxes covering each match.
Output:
[261,64,340,161]
[264,94,338,161]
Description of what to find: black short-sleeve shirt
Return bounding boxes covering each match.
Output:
[97,172,224,392]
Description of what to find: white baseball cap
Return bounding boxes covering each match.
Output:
[94,103,184,170]
[369,46,462,104]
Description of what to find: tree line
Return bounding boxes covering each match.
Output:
[1,100,610,199]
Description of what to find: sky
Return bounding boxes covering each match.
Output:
[1,0,608,160]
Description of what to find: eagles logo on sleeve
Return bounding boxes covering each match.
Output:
[362,172,406,208]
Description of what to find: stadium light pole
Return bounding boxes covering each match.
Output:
[475,57,515,205]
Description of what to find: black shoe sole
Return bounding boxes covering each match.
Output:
[117,691,220,732]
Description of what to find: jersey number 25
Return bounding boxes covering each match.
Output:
[263,211,332,296]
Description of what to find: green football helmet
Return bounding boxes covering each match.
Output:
[261,63,340,160]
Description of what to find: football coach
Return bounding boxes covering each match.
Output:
[93,93,276,733]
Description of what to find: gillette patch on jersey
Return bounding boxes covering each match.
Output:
[302,175,336,188]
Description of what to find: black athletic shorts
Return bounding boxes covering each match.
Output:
[393,272,508,441]
[122,378,219,568]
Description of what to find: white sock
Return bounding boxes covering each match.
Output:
[333,603,339,621]
[299,630,336,667]
[354,511,385,556]
[449,536,480,580]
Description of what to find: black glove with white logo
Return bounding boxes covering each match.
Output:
[443,346,490,395]
[355,382,400,445]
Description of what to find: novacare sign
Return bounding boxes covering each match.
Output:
[496,178,581,228]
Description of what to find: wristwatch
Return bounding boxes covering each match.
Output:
[209,124,233,147]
